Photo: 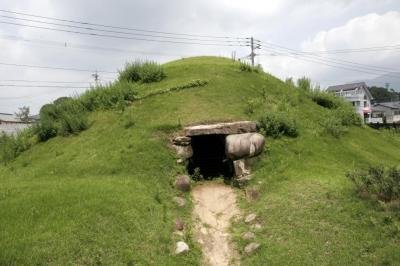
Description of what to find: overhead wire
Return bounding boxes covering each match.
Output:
[258,41,400,79]
[0,9,247,40]
[0,15,249,44]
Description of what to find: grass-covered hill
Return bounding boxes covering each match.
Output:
[1,57,399,265]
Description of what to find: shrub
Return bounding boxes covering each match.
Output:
[347,165,400,202]
[297,77,312,91]
[35,98,88,141]
[258,113,298,138]
[239,62,252,72]
[335,105,362,127]
[244,98,262,116]
[0,129,37,164]
[285,77,295,87]
[239,62,263,73]
[311,91,341,109]
[320,115,347,138]
[118,60,166,83]
[80,82,137,111]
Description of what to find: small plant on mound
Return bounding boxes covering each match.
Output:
[239,62,263,73]
[119,60,166,83]
[347,165,400,202]
[258,112,298,138]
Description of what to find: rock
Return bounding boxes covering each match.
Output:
[176,158,184,164]
[173,196,186,207]
[173,136,191,146]
[175,218,184,231]
[175,175,191,192]
[244,242,260,255]
[175,241,189,254]
[245,213,257,224]
[173,145,193,159]
[183,121,257,136]
[234,175,252,188]
[241,232,255,240]
[225,133,265,160]
[251,223,262,229]
[233,159,251,177]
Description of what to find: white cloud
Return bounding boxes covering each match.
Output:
[261,11,400,88]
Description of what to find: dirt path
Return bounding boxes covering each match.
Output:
[192,182,240,266]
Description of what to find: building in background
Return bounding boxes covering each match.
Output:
[326,82,373,123]
[370,101,400,124]
[0,113,37,135]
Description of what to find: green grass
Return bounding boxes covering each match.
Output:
[0,56,399,265]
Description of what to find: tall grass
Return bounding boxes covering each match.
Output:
[119,60,166,83]
[0,129,37,164]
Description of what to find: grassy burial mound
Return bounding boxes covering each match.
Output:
[0,57,399,265]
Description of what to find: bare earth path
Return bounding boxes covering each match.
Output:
[192,182,240,266]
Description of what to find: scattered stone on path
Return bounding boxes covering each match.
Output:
[175,218,184,231]
[175,241,189,254]
[176,158,184,164]
[175,175,191,192]
[245,213,257,224]
[244,242,260,255]
[173,196,186,207]
[251,223,262,229]
[241,232,255,240]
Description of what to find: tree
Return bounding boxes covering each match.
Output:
[15,106,31,122]
[369,86,400,102]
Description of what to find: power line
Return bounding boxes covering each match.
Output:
[260,50,400,79]
[0,61,118,74]
[259,42,400,79]
[0,20,249,47]
[0,34,204,58]
[260,41,400,73]
[0,9,247,40]
[0,15,249,44]
[301,45,400,55]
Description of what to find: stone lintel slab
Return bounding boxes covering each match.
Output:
[183,121,257,136]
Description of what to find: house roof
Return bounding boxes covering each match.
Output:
[374,101,400,109]
[326,82,367,92]
[326,82,373,99]
[0,113,20,122]
[0,112,38,123]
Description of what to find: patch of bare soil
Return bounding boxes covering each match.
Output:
[192,182,240,266]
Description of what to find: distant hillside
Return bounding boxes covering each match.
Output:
[0,57,399,265]
[366,72,400,91]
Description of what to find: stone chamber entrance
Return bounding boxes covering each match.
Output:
[172,121,265,181]
[187,134,233,179]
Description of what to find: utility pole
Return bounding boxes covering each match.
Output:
[92,70,99,86]
[247,37,261,67]
[250,37,255,67]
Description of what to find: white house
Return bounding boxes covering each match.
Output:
[0,113,34,135]
[326,82,373,123]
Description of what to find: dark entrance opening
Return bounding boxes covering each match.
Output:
[187,134,234,179]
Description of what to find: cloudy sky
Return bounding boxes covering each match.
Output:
[1,0,400,114]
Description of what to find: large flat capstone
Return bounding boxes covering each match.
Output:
[183,121,257,136]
